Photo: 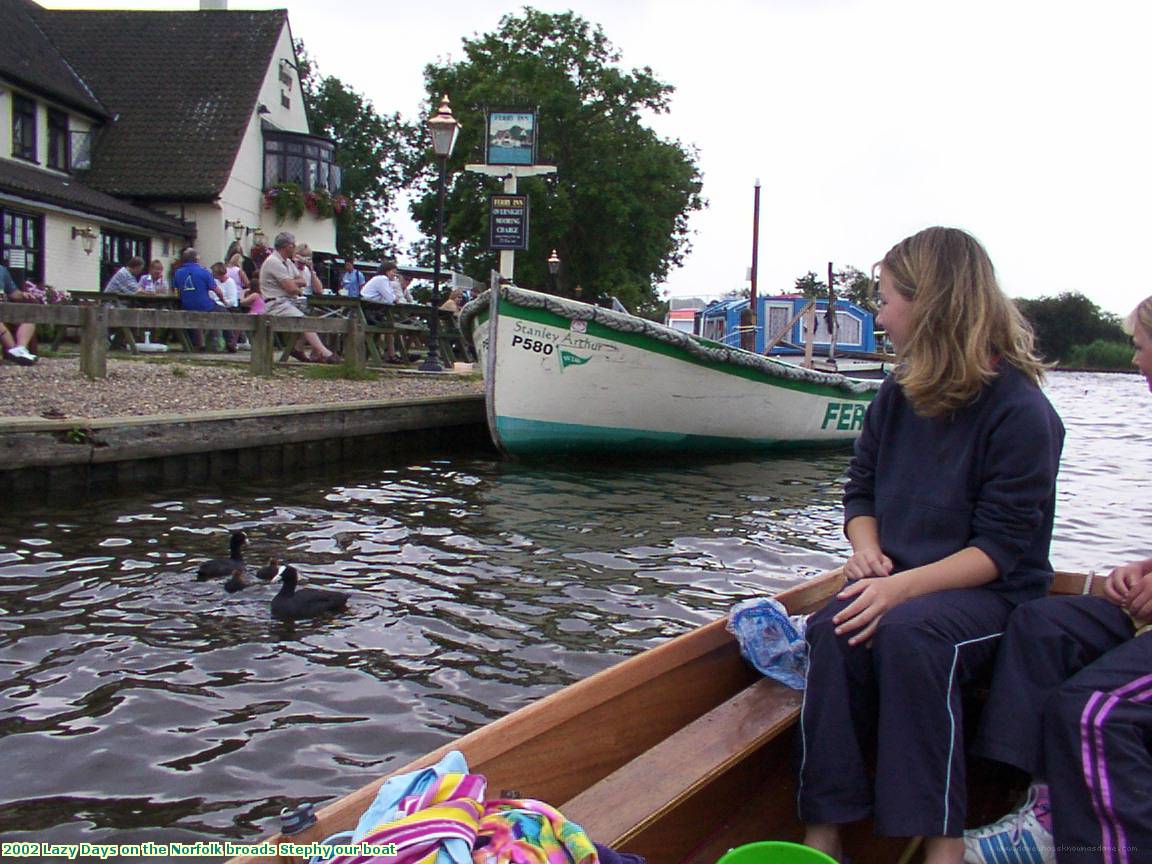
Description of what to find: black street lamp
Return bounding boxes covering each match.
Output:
[547,249,560,295]
[420,95,460,373]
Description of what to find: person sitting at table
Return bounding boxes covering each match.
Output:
[226,241,256,284]
[396,270,416,304]
[341,260,364,298]
[175,247,234,351]
[259,231,341,365]
[103,257,145,296]
[362,263,406,363]
[138,259,169,294]
[240,279,266,314]
[0,263,38,365]
[210,261,242,352]
[294,244,324,297]
[440,288,465,317]
[362,263,398,305]
[226,253,250,295]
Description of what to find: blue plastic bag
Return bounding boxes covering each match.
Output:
[727,597,809,690]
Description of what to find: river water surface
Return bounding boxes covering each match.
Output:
[0,371,1147,854]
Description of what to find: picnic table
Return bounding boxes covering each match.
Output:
[119,293,194,353]
[306,295,464,367]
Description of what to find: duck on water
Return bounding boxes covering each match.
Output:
[196,530,247,582]
[271,565,348,621]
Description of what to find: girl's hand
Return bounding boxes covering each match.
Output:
[1126,571,1152,622]
[1103,564,1143,607]
[833,575,909,646]
[844,547,894,581]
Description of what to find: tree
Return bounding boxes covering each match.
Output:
[296,41,418,259]
[412,8,705,318]
[794,271,827,299]
[1015,292,1126,363]
[834,266,874,307]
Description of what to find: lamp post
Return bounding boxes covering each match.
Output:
[420,95,460,373]
[547,249,560,295]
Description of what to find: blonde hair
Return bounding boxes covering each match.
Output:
[1123,296,1152,338]
[228,253,243,268]
[880,226,1046,417]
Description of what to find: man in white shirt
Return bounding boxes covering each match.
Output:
[362,263,397,304]
[361,261,407,363]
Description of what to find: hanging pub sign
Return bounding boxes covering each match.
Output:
[486,109,537,166]
[489,194,530,250]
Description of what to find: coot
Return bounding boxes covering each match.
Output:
[196,531,247,581]
[271,565,348,621]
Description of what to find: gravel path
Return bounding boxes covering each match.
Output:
[0,357,483,421]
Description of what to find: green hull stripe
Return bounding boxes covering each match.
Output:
[494,416,852,455]
[495,297,873,401]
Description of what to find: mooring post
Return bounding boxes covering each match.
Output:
[345,315,366,374]
[250,316,274,377]
[79,304,108,380]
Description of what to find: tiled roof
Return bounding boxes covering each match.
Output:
[0,158,192,236]
[34,7,287,200]
[0,0,107,117]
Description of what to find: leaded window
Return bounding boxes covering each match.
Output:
[12,94,36,161]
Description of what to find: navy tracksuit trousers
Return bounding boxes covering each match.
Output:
[975,596,1152,864]
[797,587,1013,837]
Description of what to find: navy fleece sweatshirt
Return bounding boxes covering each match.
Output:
[843,363,1065,605]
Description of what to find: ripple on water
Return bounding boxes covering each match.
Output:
[0,371,1147,848]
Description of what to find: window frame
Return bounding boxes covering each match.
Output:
[262,131,341,194]
[1,208,45,287]
[47,108,71,172]
[11,94,37,162]
[100,230,151,290]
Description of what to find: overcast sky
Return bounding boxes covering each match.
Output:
[43,0,1152,315]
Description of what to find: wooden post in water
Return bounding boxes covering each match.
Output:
[827,261,837,363]
[80,304,108,380]
[749,179,761,335]
[803,303,816,369]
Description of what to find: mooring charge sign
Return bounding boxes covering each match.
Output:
[489,194,529,251]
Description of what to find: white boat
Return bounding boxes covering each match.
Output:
[460,285,881,457]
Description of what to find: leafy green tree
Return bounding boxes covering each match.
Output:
[296,41,418,259]
[1015,292,1126,363]
[834,266,874,307]
[794,271,827,299]
[411,8,705,318]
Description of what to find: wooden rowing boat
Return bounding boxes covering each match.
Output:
[229,568,1104,864]
[460,286,880,456]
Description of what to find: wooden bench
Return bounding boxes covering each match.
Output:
[561,676,802,847]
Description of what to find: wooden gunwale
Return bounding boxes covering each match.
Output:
[229,569,1101,864]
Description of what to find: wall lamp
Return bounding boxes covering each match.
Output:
[71,226,97,255]
[224,219,247,241]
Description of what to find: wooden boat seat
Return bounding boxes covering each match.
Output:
[561,676,802,848]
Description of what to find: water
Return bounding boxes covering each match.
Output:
[0,371,1146,852]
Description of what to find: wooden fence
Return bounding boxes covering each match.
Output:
[1,303,464,380]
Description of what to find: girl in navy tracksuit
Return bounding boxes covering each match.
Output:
[797,227,1065,864]
[963,298,1152,864]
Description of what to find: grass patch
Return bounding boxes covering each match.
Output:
[171,366,188,378]
[300,362,379,382]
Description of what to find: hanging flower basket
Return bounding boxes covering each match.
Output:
[263,182,305,222]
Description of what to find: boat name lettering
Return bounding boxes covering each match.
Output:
[559,334,615,352]
[821,402,866,431]
[512,321,560,341]
[511,334,555,355]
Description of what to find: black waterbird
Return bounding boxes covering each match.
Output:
[196,531,247,581]
[271,565,348,621]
